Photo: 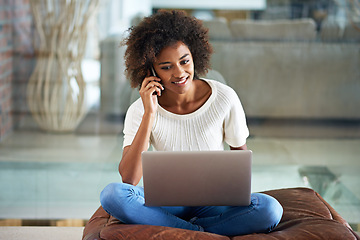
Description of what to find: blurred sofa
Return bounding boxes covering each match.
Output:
[203,18,360,119]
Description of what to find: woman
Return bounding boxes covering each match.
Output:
[100,10,283,236]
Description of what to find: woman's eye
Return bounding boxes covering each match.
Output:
[181,59,189,65]
[161,66,171,70]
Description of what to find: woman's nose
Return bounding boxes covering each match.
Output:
[173,65,185,78]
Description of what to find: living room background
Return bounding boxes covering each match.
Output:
[0,0,359,233]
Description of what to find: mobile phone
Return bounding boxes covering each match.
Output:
[150,66,163,95]
[151,66,157,77]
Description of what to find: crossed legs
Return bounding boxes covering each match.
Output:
[100,183,283,236]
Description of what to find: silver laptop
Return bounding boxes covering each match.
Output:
[141,150,252,206]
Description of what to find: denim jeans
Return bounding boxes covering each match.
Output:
[100,182,283,236]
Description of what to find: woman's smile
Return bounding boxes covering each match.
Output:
[172,76,189,85]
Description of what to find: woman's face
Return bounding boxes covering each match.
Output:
[153,41,194,96]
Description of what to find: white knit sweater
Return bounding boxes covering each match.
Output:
[123,79,249,151]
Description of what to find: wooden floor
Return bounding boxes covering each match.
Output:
[0,219,86,227]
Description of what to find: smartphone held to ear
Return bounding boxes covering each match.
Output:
[151,66,157,77]
[150,67,164,95]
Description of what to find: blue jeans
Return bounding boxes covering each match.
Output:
[100,182,283,236]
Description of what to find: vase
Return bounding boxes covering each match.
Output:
[27,0,99,132]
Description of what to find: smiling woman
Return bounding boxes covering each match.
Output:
[99,10,283,236]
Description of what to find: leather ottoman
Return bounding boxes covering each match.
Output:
[82,188,360,239]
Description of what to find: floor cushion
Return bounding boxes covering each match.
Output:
[82,187,359,240]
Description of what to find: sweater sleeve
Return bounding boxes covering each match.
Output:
[223,88,249,148]
[122,98,147,149]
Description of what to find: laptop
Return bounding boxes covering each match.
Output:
[141,150,252,206]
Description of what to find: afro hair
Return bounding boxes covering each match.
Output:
[122,10,213,88]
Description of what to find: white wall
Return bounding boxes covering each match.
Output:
[98,0,152,37]
[151,0,266,10]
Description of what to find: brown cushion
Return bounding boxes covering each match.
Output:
[82,188,359,240]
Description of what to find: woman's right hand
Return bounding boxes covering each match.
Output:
[139,76,164,115]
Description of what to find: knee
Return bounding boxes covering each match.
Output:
[100,182,134,212]
[254,193,283,231]
[100,182,119,211]
[100,182,142,212]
